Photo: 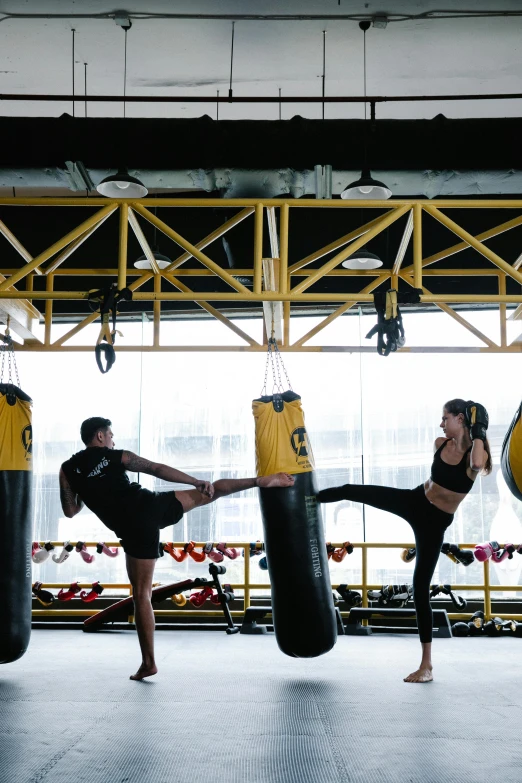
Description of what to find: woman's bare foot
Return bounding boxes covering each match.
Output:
[404,666,433,683]
[256,473,295,488]
[130,663,158,681]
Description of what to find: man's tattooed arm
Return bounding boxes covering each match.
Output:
[59,467,84,518]
[122,451,201,487]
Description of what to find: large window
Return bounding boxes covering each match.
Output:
[20,310,522,594]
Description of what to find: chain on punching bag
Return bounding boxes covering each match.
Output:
[0,323,33,664]
[252,339,337,658]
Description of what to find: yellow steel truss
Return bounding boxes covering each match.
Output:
[0,197,521,352]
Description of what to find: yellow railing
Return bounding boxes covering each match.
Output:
[31,540,522,623]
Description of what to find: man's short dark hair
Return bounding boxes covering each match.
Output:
[80,417,112,445]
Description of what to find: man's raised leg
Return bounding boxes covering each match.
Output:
[125,554,158,680]
[176,473,294,513]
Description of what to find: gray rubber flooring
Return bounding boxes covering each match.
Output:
[1,630,522,783]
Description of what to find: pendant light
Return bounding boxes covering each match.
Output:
[97,17,147,198]
[133,251,171,270]
[134,208,171,269]
[341,22,391,200]
[341,249,382,270]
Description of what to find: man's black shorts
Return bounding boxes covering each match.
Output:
[116,491,184,559]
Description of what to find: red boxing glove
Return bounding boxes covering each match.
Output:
[80,582,104,602]
[185,541,206,563]
[57,582,81,601]
[163,542,187,562]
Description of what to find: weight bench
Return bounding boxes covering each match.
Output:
[240,606,345,635]
[345,607,452,638]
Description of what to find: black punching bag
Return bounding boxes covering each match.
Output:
[0,383,33,663]
[501,401,522,501]
[253,390,337,658]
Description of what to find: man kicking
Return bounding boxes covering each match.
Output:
[59,417,294,681]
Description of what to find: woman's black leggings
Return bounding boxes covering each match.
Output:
[317,483,454,643]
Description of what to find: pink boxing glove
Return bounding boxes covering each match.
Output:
[96,542,119,558]
[492,544,515,563]
[75,542,95,564]
[204,542,224,563]
[216,542,239,560]
[474,541,501,562]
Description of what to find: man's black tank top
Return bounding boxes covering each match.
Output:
[61,447,155,530]
[430,439,474,494]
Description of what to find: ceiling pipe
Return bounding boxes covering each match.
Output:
[1,92,521,104]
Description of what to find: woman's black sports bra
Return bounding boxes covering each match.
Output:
[430,439,474,494]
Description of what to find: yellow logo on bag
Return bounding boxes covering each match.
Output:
[290,427,310,459]
[21,424,32,460]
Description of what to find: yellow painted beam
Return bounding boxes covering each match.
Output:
[402,213,522,274]
[291,205,411,294]
[288,212,389,275]
[253,203,263,294]
[0,266,506,278]
[0,219,43,275]
[133,203,251,295]
[165,207,255,272]
[3,290,522,303]
[162,272,260,346]
[292,276,388,347]
[44,215,114,275]
[4,197,522,207]
[413,203,422,289]
[423,204,522,286]
[0,204,118,291]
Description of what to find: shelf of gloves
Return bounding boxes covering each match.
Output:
[30,539,522,622]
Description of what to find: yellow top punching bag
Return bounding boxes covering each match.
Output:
[252,341,337,658]
[0,330,33,664]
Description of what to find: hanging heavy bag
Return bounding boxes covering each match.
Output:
[0,376,33,664]
[252,342,336,658]
[501,401,522,502]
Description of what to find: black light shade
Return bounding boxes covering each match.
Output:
[341,168,391,200]
[341,249,383,270]
[97,169,148,198]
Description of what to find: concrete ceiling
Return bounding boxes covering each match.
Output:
[0,0,521,121]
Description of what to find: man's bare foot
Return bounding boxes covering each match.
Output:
[256,473,295,489]
[403,667,433,683]
[130,663,158,681]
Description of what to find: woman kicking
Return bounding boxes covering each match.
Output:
[317,399,491,683]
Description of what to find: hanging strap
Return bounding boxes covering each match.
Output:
[88,284,132,374]
[366,288,422,357]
